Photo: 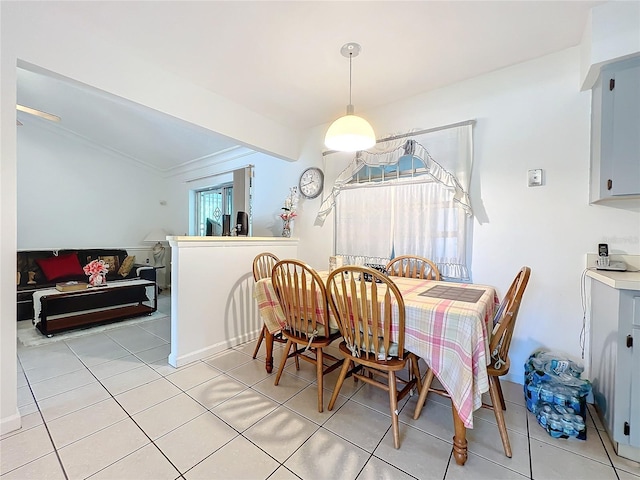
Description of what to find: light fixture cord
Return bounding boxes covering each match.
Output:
[349,52,353,106]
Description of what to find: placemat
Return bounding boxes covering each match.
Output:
[419,285,485,303]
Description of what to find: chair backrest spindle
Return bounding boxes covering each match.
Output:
[272,259,329,340]
[253,252,279,282]
[386,255,441,281]
[326,266,406,361]
[490,266,531,369]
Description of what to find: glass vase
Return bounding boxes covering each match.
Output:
[282,219,291,237]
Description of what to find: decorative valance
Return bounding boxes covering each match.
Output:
[316,122,474,224]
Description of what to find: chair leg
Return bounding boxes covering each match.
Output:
[316,347,324,412]
[252,325,266,359]
[413,368,435,420]
[274,339,293,386]
[489,375,512,458]
[495,376,507,410]
[328,357,351,411]
[410,354,422,394]
[388,370,400,449]
[294,343,300,370]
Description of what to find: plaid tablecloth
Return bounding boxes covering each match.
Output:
[253,276,339,333]
[254,278,286,334]
[254,274,497,428]
[389,277,497,429]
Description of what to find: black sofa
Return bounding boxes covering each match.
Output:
[17,248,156,322]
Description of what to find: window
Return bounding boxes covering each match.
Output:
[195,184,233,236]
[322,122,474,280]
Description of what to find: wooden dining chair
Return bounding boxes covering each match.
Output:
[386,255,441,280]
[271,260,343,412]
[326,266,422,449]
[251,252,287,359]
[413,266,531,458]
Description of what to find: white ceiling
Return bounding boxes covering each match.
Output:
[16,1,603,173]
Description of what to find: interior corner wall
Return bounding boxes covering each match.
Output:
[0,32,20,435]
[17,125,172,249]
[294,46,640,384]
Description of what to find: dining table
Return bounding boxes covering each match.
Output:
[253,271,498,466]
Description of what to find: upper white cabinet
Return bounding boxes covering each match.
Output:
[590,58,640,203]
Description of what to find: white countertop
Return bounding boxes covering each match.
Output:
[585,253,640,290]
[167,236,298,247]
[167,236,297,242]
[586,269,640,290]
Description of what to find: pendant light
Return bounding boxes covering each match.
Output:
[325,43,376,152]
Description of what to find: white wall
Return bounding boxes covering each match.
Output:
[294,47,640,384]
[17,123,172,249]
[0,31,20,435]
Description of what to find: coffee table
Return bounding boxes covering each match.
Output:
[34,279,157,336]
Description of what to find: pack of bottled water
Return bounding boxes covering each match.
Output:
[523,350,591,440]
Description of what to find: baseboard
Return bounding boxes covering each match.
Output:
[168,330,260,368]
[1,409,22,436]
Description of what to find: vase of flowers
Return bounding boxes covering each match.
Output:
[281,218,293,237]
[280,187,299,237]
[83,259,109,286]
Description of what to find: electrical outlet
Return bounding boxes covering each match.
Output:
[528,169,543,187]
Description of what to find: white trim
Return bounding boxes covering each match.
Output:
[0,410,22,436]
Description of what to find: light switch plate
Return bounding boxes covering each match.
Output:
[528,169,543,187]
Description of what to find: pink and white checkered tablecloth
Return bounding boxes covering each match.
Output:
[388,277,497,429]
[254,274,497,428]
[254,278,287,334]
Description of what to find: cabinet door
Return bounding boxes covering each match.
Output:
[610,64,640,196]
[631,298,640,447]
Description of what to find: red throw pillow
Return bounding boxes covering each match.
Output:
[35,253,84,282]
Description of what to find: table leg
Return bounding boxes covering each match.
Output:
[265,330,274,373]
[452,405,468,465]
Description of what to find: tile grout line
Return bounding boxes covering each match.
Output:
[11,355,70,480]
[525,401,533,480]
[587,405,622,479]
[60,336,185,479]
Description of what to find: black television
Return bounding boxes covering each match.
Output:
[222,215,231,236]
[236,211,248,236]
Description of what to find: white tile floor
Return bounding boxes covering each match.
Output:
[3,294,640,480]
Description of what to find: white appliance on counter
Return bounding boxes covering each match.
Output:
[587,254,640,462]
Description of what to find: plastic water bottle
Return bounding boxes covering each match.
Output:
[568,393,582,412]
[540,384,554,404]
[548,417,564,438]
[569,362,584,378]
[573,416,586,435]
[562,415,577,437]
[553,388,569,407]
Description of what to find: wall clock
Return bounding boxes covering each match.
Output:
[298,167,324,199]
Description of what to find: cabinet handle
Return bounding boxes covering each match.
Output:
[607,179,613,191]
[627,334,633,348]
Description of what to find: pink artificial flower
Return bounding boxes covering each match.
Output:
[83,259,109,276]
[280,211,297,221]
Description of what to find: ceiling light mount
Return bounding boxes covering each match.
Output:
[324,42,376,153]
[340,42,362,59]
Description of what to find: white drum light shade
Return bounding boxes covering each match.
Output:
[325,42,376,152]
[325,112,376,152]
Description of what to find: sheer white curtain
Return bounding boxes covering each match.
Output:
[326,122,474,279]
[392,181,470,279]
[335,184,395,265]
